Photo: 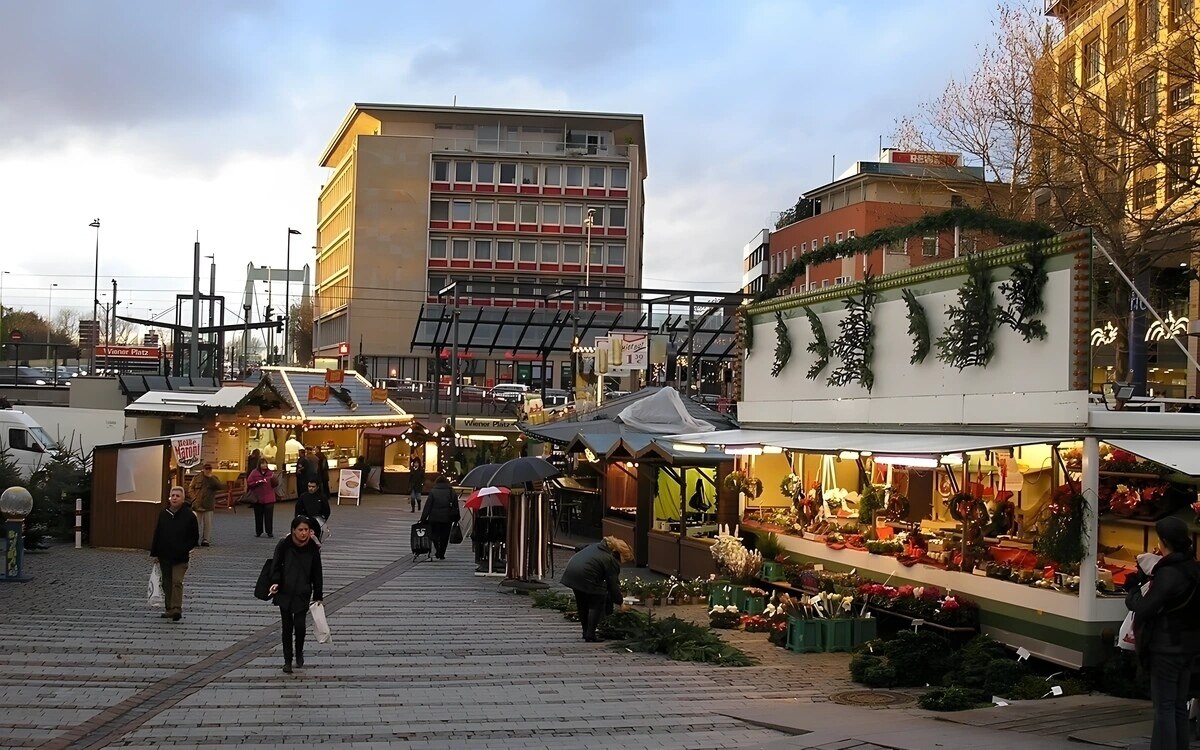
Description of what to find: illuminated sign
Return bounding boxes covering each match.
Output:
[1091,312,1189,346]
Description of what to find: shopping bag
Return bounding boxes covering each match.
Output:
[237,490,256,506]
[449,524,464,545]
[310,601,332,643]
[147,564,164,609]
[1118,610,1137,651]
[253,558,274,601]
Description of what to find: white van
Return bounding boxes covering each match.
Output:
[0,410,57,479]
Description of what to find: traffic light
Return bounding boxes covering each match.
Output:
[354,354,367,372]
[275,316,284,334]
[264,305,273,321]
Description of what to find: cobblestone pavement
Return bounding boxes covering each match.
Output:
[0,496,877,750]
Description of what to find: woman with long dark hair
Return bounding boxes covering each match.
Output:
[268,516,324,673]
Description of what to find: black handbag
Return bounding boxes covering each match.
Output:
[253,558,274,601]
[449,524,464,545]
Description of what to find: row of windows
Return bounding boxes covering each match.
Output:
[433,159,628,190]
[425,273,627,300]
[430,199,626,229]
[430,237,626,267]
[769,230,858,274]
[768,232,986,275]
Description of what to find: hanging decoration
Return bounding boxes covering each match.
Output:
[995,245,1049,342]
[742,310,754,352]
[901,288,931,365]
[771,311,791,377]
[804,307,831,380]
[936,254,997,370]
[1033,486,1087,571]
[827,271,878,391]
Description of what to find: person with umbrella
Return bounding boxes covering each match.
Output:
[420,476,460,560]
[560,536,633,642]
[465,486,510,574]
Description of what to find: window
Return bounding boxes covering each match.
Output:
[475,201,494,223]
[835,232,844,242]
[886,241,906,255]
[429,238,447,259]
[455,161,472,183]
[1137,0,1158,49]
[452,200,471,222]
[1171,0,1193,28]
[499,163,517,185]
[452,239,470,260]
[607,244,626,266]
[1170,80,1194,112]
[812,238,818,251]
[564,204,583,226]
[497,202,516,223]
[542,203,561,225]
[430,200,449,221]
[476,162,495,184]
[541,242,559,263]
[1060,50,1076,93]
[519,241,537,262]
[588,206,605,226]
[1083,35,1102,85]
[497,240,515,262]
[922,236,938,257]
[1168,41,1196,112]
[9,429,34,451]
[566,166,583,187]
[1134,174,1158,208]
[847,229,856,239]
[563,242,581,264]
[823,236,829,246]
[1167,134,1194,196]
[521,164,539,185]
[801,242,807,252]
[588,167,606,188]
[519,202,538,224]
[433,160,450,181]
[544,165,561,186]
[1136,71,1158,124]
[588,242,602,265]
[608,206,627,228]
[610,167,628,189]
[1109,12,1129,64]
[474,239,492,261]
[477,125,499,150]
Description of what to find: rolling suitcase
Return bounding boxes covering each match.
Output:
[411,522,433,561]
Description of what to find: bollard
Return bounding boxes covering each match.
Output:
[75,498,82,549]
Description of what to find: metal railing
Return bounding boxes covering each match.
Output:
[431,138,631,159]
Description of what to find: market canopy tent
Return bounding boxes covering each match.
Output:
[1105,439,1200,477]
[665,429,1062,457]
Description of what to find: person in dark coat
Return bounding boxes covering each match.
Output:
[295,479,332,540]
[1126,516,1200,750]
[149,486,199,621]
[420,476,460,560]
[268,516,324,673]
[409,454,425,512]
[560,536,633,642]
[315,448,332,498]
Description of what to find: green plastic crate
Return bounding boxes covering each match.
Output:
[786,616,824,653]
[821,619,855,652]
[851,617,877,646]
[761,561,787,582]
[744,596,766,616]
[707,581,735,608]
[732,587,750,611]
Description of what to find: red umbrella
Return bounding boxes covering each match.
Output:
[465,486,511,510]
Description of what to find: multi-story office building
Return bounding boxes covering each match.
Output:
[315,103,646,389]
[768,150,992,294]
[741,229,770,296]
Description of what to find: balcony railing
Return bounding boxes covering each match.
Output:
[432,137,631,159]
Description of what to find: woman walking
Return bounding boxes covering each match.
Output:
[409,454,425,512]
[268,516,323,673]
[246,457,279,538]
[1125,516,1200,750]
[561,536,632,642]
[420,476,460,560]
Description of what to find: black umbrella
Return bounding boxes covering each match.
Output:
[488,456,561,487]
[459,463,503,489]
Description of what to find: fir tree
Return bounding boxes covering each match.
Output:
[804,307,831,380]
[996,246,1049,342]
[771,311,791,377]
[902,288,931,365]
[827,272,878,391]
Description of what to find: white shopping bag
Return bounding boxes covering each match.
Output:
[1119,580,1152,652]
[310,601,332,643]
[147,564,164,609]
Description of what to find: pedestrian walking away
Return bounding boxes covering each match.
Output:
[295,448,311,501]
[268,516,324,673]
[561,536,632,642]
[188,462,224,546]
[420,475,460,560]
[247,458,279,538]
[149,486,199,621]
[1125,516,1200,750]
[409,454,425,512]
[316,448,332,499]
[295,479,331,540]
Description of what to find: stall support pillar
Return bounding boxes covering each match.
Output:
[635,463,655,567]
[1078,436,1101,619]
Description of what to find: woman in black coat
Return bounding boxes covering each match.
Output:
[1125,516,1200,750]
[561,536,633,642]
[269,516,324,673]
[420,476,460,560]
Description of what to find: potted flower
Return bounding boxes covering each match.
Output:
[741,614,771,632]
[709,604,741,629]
[742,586,769,615]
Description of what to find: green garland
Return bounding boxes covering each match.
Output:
[996,246,1049,342]
[771,311,791,377]
[755,207,1054,302]
[1033,490,1087,571]
[936,254,996,370]
[901,288,931,365]
[804,307,830,380]
[828,271,878,391]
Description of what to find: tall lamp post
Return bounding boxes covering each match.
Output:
[437,281,460,428]
[89,219,100,375]
[0,270,9,349]
[46,283,58,362]
[284,228,300,364]
[583,208,595,288]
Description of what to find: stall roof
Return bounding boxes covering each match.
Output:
[664,429,1057,456]
[522,387,738,446]
[119,374,222,399]
[95,431,205,451]
[262,367,409,423]
[1105,439,1200,477]
[125,383,283,417]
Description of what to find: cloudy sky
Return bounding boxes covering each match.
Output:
[0,0,1004,333]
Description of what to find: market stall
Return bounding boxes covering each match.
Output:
[363,421,477,493]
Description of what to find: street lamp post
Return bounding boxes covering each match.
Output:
[284,228,300,364]
[46,283,58,362]
[584,208,595,289]
[89,219,100,375]
[437,281,460,427]
[0,270,9,350]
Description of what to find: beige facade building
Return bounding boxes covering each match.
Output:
[314,104,646,389]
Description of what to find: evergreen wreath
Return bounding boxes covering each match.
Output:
[755,207,1054,302]
[935,254,997,370]
[902,288,931,365]
[996,245,1049,342]
[771,311,791,377]
[827,271,878,391]
[804,306,831,380]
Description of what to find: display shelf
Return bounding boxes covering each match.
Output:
[1098,471,1166,480]
[751,577,977,635]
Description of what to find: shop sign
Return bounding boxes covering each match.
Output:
[604,332,649,374]
[338,469,362,505]
[95,345,158,359]
[308,385,330,402]
[455,417,518,429]
[370,387,389,402]
[325,369,345,384]
[170,434,203,469]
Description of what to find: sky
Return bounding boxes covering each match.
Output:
[0,0,1005,336]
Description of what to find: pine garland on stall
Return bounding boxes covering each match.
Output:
[827,271,878,391]
[771,311,791,377]
[935,254,997,370]
[804,307,831,380]
[995,246,1049,342]
[742,310,754,352]
[902,288,931,365]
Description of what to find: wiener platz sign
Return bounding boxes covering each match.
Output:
[95,345,160,360]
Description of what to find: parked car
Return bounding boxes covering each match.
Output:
[0,410,57,479]
[542,388,570,408]
[605,390,631,400]
[0,367,50,386]
[489,383,530,403]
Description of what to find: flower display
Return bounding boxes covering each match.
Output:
[710,527,764,583]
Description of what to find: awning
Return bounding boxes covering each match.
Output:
[665,429,1055,456]
[1105,439,1200,477]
